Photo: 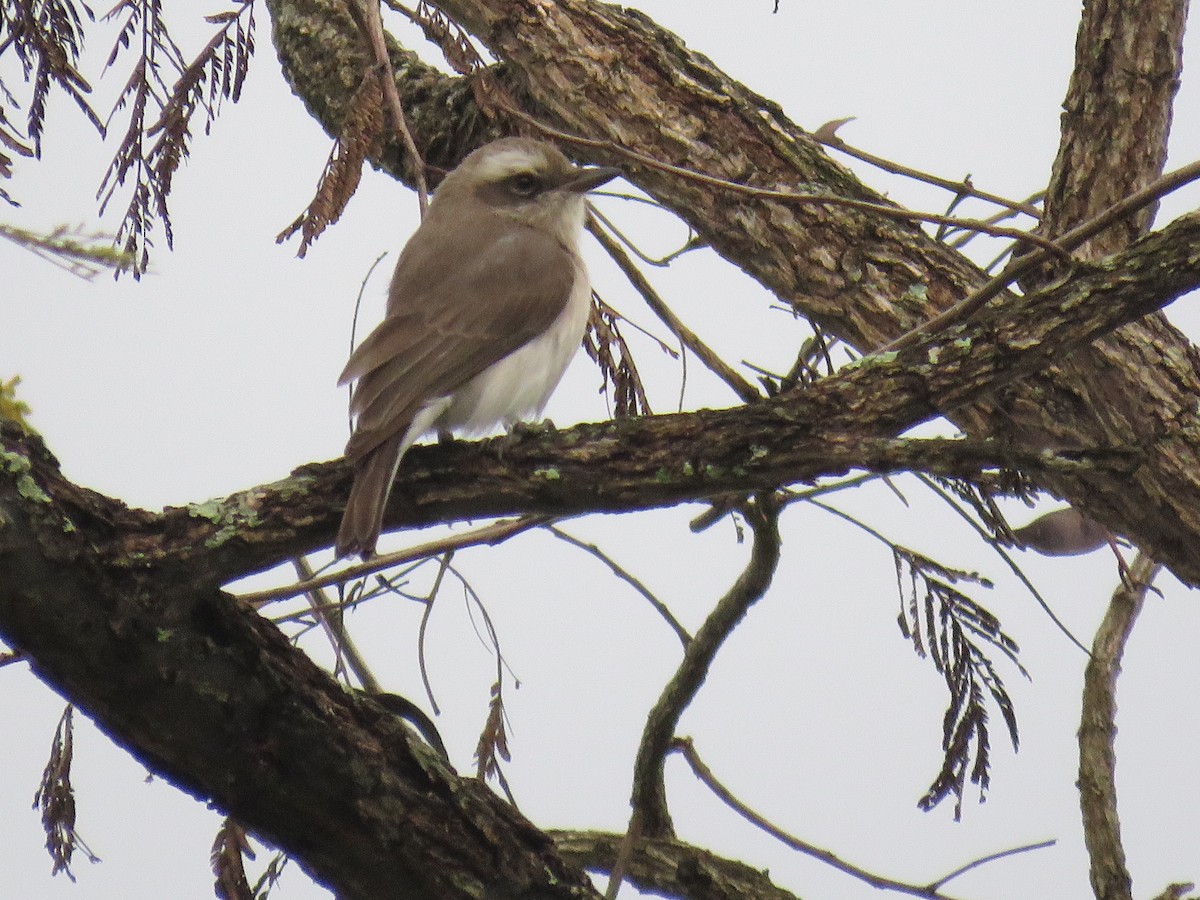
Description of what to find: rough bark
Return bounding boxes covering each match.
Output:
[551,830,802,900]
[0,426,601,900]
[1037,0,1188,257]
[1034,1,1190,894]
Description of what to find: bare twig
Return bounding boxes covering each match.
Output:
[587,218,761,404]
[507,108,1069,254]
[546,524,691,646]
[416,551,453,714]
[1079,551,1161,900]
[292,556,382,693]
[927,838,1059,891]
[672,737,1054,899]
[630,495,781,838]
[880,159,1200,353]
[947,192,1045,250]
[588,201,702,267]
[344,0,428,213]
[813,118,1041,219]
[238,515,549,606]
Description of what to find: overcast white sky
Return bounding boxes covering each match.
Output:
[3,2,1199,898]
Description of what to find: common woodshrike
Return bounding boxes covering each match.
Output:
[335,138,621,558]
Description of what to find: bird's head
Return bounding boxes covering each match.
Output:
[436,137,622,244]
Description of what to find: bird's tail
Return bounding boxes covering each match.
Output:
[335,434,406,559]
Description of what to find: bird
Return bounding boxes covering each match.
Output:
[335,137,622,558]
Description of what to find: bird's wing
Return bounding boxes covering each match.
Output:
[340,215,577,462]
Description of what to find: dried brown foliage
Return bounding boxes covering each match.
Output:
[31,705,99,879]
[894,549,1023,819]
[932,475,1026,548]
[474,679,510,782]
[212,817,255,900]
[98,0,256,274]
[276,72,385,256]
[0,0,101,154]
[0,0,100,203]
[407,0,484,77]
[585,297,652,419]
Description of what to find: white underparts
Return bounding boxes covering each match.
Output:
[401,254,591,451]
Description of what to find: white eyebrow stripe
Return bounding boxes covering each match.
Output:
[473,147,549,181]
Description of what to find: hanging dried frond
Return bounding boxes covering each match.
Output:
[276,72,385,256]
[31,706,100,879]
[98,0,256,275]
[0,93,35,202]
[585,296,652,418]
[211,817,255,900]
[893,547,1023,819]
[474,679,510,782]
[0,0,103,154]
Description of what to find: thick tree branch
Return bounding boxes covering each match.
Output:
[0,426,601,900]
[1037,0,1188,258]
[73,211,1200,586]
[551,829,801,900]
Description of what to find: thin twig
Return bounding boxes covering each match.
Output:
[237,515,549,606]
[588,218,761,404]
[947,192,1045,250]
[1079,551,1161,900]
[545,524,691,646]
[630,495,782,837]
[345,0,428,214]
[507,108,1069,254]
[416,551,453,715]
[927,838,1059,891]
[880,159,1200,353]
[588,202,701,267]
[813,118,1041,219]
[293,556,382,693]
[673,737,1053,899]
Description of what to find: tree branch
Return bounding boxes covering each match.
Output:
[551,829,802,900]
[1078,552,1161,900]
[42,210,1197,586]
[630,495,781,838]
[0,427,601,900]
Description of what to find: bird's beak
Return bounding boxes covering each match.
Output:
[560,165,623,194]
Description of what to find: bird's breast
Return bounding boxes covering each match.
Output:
[435,257,591,434]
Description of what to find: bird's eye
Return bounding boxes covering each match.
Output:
[508,173,542,197]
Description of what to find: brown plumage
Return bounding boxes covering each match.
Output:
[335,139,621,557]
